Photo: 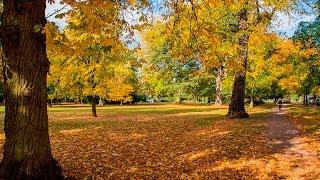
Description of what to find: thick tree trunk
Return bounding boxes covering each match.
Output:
[0,0,63,179]
[215,66,224,106]
[227,7,249,119]
[92,101,97,117]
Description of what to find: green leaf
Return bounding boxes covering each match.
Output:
[34,24,43,33]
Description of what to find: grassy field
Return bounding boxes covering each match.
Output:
[288,106,320,136]
[0,104,318,179]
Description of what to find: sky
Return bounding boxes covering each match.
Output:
[270,12,316,37]
[46,1,70,30]
[46,1,317,37]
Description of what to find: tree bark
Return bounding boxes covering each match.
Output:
[227,7,249,119]
[305,94,308,107]
[49,99,52,107]
[0,0,63,178]
[215,66,224,106]
[250,93,254,108]
[77,91,82,104]
[92,100,97,117]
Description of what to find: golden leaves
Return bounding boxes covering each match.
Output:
[32,105,273,178]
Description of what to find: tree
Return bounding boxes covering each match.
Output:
[160,0,297,117]
[46,1,142,116]
[104,64,134,105]
[46,23,72,105]
[0,0,62,178]
[227,5,250,118]
[225,0,296,118]
[292,18,320,105]
[139,21,215,103]
[246,27,279,107]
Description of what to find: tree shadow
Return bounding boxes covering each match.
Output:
[188,107,320,179]
[2,105,315,179]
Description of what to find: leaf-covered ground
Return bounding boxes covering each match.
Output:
[0,104,319,179]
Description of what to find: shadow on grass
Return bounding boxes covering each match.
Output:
[190,105,320,179]
[49,109,281,179]
[288,105,320,136]
[1,105,318,179]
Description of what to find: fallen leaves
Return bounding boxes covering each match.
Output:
[45,104,271,178]
[0,104,318,179]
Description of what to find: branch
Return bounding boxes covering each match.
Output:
[46,3,70,19]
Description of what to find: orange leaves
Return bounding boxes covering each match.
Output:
[128,0,136,6]
[279,75,300,91]
[45,1,139,102]
[32,105,273,178]
[301,47,317,59]
[97,63,134,102]
[272,40,298,63]
[106,82,134,102]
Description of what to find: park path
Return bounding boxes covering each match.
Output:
[265,105,320,179]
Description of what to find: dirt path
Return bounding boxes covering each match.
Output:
[265,105,320,179]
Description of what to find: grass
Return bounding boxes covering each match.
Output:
[288,105,320,136]
[0,104,285,179]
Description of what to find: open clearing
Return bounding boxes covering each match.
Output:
[0,104,319,179]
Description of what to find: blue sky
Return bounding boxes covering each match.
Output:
[46,0,69,29]
[46,1,316,37]
[270,12,316,37]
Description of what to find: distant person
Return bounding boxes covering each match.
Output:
[277,99,283,111]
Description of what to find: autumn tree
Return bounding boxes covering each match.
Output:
[46,23,72,105]
[102,63,134,105]
[0,0,62,178]
[46,0,148,116]
[224,0,297,118]
[163,0,298,118]
[292,18,320,105]
[246,27,279,107]
[139,21,216,103]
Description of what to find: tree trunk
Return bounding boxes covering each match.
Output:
[49,99,52,107]
[215,66,224,106]
[0,0,63,179]
[250,93,254,108]
[227,7,249,119]
[78,93,81,104]
[305,94,308,107]
[92,101,97,117]
[313,94,316,106]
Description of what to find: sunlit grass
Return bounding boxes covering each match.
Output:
[288,106,320,136]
